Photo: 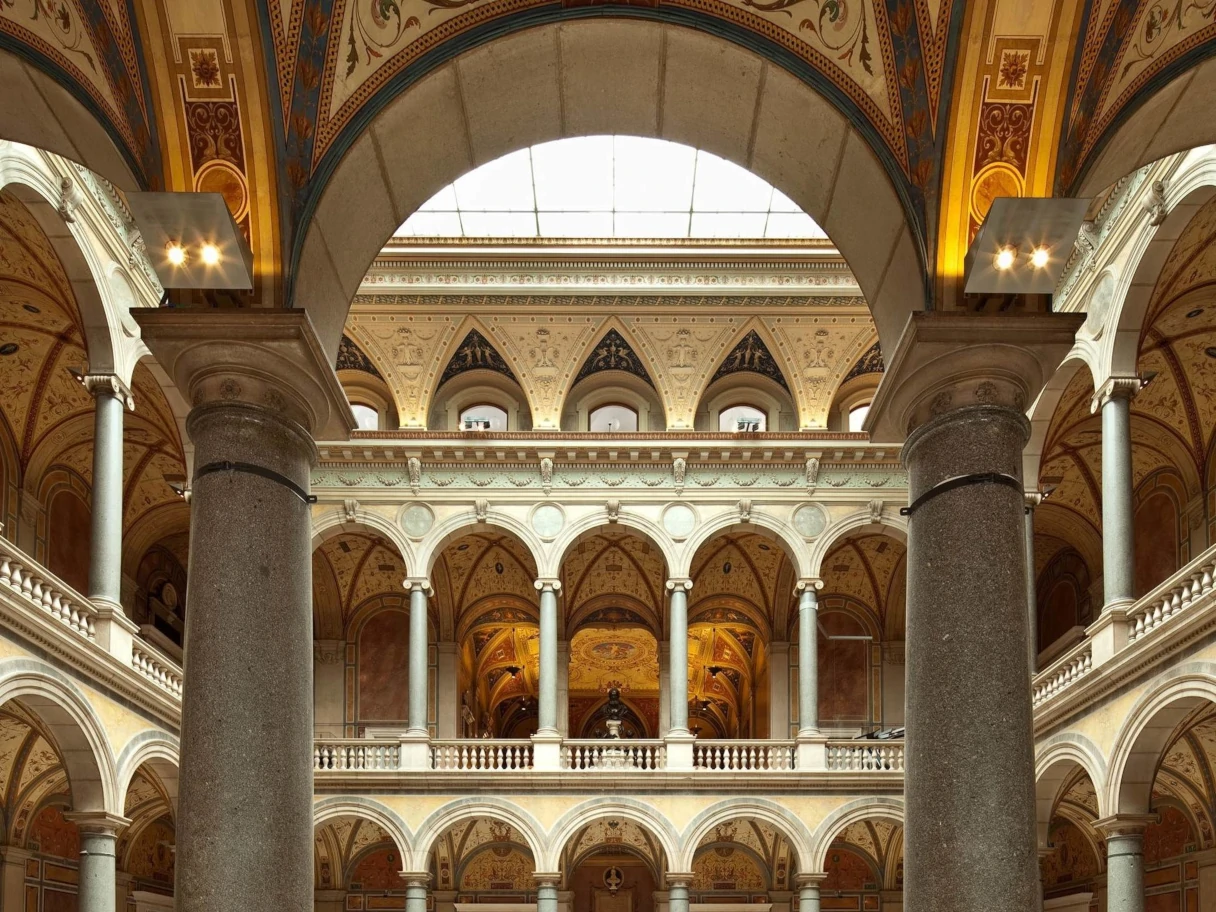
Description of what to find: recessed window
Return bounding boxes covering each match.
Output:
[351,404,380,431]
[590,405,638,433]
[720,405,767,432]
[460,404,508,431]
[848,404,871,432]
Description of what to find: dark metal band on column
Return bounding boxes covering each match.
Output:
[194,461,317,505]
[900,472,1022,517]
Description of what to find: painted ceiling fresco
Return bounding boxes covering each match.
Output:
[828,816,903,891]
[313,531,415,638]
[691,817,794,893]
[315,814,404,890]
[818,533,907,639]
[430,817,535,893]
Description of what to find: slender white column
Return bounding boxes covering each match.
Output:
[1095,378,1140,611]
[1025,492,1041,674]
[83,375,132,611]
[535,580,561,734]
[667,579,693,733]
[536,875,560,912]
[403,874,429,912]
[667,875,693,912]
[66,812,128,912]
[405,579,431,735]
[796,874,825,912]
[1097,817,1150,912]
[796,581,822,736]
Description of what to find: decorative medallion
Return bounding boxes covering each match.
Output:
[399,503,435,539]
[661,503,697,540]
[335,334,383,378]
[842,341,884,383]
[573,328,654,388]
[438,330,517,387]
[792,504,828,540]
[708,330,790,391]
[530,503,565,540]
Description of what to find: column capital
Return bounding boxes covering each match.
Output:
[404,577,434,596]
[534,578,561,592]
[399,872,431,887]
[795,873,827,888]
[666,578,693,592]
[795,578,824,594]
[79,372,135,410]
[63,810,130,836]
[1094,814,1157,838]
[131,308,355,440]
[532,872,562,888]
[314,639,344,665]
[1090,375,1142,413]
[664,872,695,887]
[866,311,1084,442]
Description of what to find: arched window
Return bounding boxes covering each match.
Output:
[719,404,767,432]
[351,403,380,431]
[589,404,638,432]
[848,403,871,432]
[459,404,508,431]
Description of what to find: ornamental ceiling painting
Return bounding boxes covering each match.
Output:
[691,818,794,894]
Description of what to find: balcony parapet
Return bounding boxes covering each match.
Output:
[1033,543,1216,731]
[0,538,181,726]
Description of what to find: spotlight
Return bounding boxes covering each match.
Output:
[706,665,724,678]
[165,242,187,267]
[200,243,221,266]
[1140,370,1159,389]
[994,246,1016,270]
[1031,246,1050,268]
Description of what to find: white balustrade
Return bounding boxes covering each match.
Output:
[1032,642,1093,706]
[0,542,97,641]
[693,740,796,771]
[131,643,183,698]
[824,741,904,772]
[1128,548,1216,642]
[562,740,666,771]
[430,740,534,771]
[314,740,402,771]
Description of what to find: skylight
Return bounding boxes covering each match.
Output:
[398,136,827,240]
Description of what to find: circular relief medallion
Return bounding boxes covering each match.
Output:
[531,503,565,540]
[792,503,828,540]
[399,503,434,539]
[662,503,697,540]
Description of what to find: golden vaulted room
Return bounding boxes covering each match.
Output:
[7,0,1216,910]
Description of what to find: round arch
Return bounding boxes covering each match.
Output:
[1034,732,1107,849]
[546,509,676,581]
[679,798,814,873]
[419,510,546,580]
[680,513,810,582]
[1024,352,1093,487]
[291,18,924,360]
[311,506,418,574]
[313,797,414,860]
[1105,662,1216,817]
[0,657,119,814]
[115,730,180,819]
[544,798,680,874]
[807,797,905,874]
[411,798,546,873]
[809,511,908,579]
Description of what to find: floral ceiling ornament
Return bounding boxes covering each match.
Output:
[345,0,421,76]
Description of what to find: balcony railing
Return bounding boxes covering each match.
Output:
[432,740,534,771]
[563,739,666,771]
[825,740,904,772]
[0,544,98,642]
[694,740,795,771]
[315,740,402,771]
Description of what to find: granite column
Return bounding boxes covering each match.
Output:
[1097,378,1140,611]
[1099,818,1150,912]
[67,813,127,912]
[406,579,431,735]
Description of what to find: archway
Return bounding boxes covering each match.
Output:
[314,812,412,909]
[116,761,178,905]
[820,814,903,904]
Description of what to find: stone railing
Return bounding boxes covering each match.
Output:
[131,642,183,698]
[431,740,534,771]
[562,739,666,771]
[825,740,905,772]
[315,740,402,771]
[694,740,796,771]
[1127,550,1216,642]
[0,542,98,642]
[1032,640,1093,707]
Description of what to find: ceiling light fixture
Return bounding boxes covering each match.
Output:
[127,192,254,290]
[165,241,187,267]
[1031,246,1050,268]
[994,246,1017,270]
[200,243,221,266]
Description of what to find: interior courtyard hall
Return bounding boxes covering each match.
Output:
[6,2,1216,911]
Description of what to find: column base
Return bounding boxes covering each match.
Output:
[531,730,562,771]
[399,732,431,771]
[665,730,695,771]
[796,733,828,771]
[92,603,138,665]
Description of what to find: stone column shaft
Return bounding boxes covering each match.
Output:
[536,877,560,912]
[1025,494,1040,673]
[65,814,127,912]
[85,375,130,609]
[1099,822,1148,912]
[797,585,820,735]
[403,874,429,912]
[668,580,692,734]
[536,581,560,735]
[1098,380,1138,610]
[407,581,430,734]
[667,877,692,912]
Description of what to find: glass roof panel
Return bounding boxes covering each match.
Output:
[399,135,825,239]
